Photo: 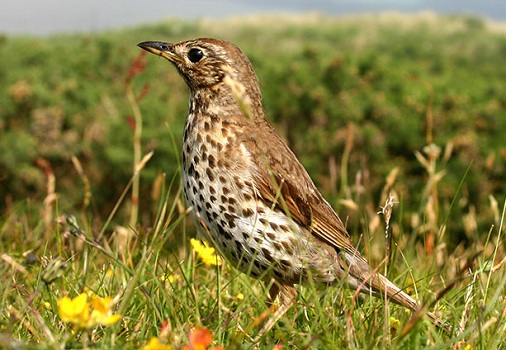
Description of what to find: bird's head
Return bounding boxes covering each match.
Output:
[138,38,261,98]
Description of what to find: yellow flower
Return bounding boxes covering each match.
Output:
[236,292,244,300]
[90,295,122,326]
[57,293,121,328]
[168,274,181,283]
[190,239,222,266]
[105,268,114,278]
[58,293,90,328]
[141,337,173,350]
[404,276,419,300]
[159,273,181,284]
[389,316,401,337]
[389,317,400,330]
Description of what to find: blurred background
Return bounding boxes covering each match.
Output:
[1,0,506,35]
[1,0,505,251]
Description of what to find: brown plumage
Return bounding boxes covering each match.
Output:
[138,38,450,339]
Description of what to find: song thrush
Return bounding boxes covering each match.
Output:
[138,38,450,339]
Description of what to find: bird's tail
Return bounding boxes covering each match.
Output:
[345,254,452,334]
[373,272,452,333]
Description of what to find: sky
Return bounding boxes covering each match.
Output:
[1,0,506,35]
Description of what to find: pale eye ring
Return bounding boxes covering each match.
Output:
[188,48,204,63]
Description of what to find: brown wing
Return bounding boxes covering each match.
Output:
[244,125,453,332]
[245,122,368,265]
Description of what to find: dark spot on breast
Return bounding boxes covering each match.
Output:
[198,181,204,190]
[209,186,216,195]
[259,218,268,226]
[273,242,283,251]
[221,128,228,137]
[279,225,290,233]
[224,212,235,222]
[218,225,233,240]
[228,197,237,205]
[243,193,252,201]
[204,122,211,131]
[221,195,228,203]
[219,176,227,184]
[210,195,217,203]
[235,240,243,253]
[270,222,279,230]
[273,270,283,279]
[282,241,294,255]
[234,177,244,190]
[208,155,216,168]
[280,259,292,268]
[267,232,276,240]
[206,202,212,210]
[193,155,200,165]
[206,168,214,181]
[188,163,195,176]
[242,207,254,217]
[205,135,218,148]
[222,187,230,195]
[229,248,238,259]
[262,248,273,261]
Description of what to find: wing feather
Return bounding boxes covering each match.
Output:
[244,123,368,266]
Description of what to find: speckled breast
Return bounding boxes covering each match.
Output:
[181,111,339,284]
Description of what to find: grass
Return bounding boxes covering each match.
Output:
[1,153,505,349]
[1,12,506,350]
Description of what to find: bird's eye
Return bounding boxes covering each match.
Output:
[187,48,204,63]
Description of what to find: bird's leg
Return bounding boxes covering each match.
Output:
[253,282,297,343]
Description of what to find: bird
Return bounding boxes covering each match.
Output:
[137,38,450,340]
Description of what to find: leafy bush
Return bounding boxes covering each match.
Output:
[0,14,504,242]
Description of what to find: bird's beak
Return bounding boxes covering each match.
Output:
[137,41,181,63]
